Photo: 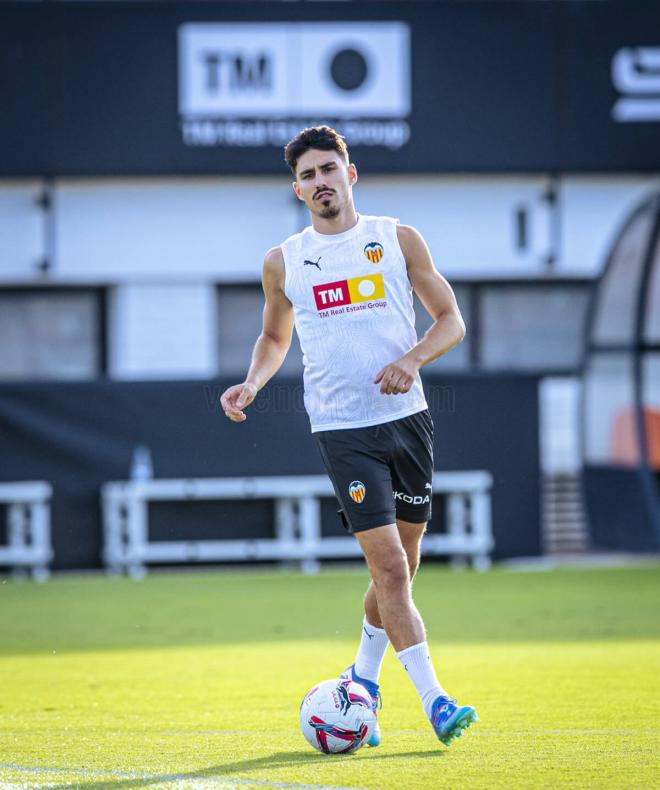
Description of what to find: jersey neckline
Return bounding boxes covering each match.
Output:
[307,214,364,243]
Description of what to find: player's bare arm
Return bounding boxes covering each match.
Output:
[220,247,294,422]
[373,224,466,395]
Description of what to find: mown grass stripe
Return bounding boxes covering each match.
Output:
[0,764,366,790]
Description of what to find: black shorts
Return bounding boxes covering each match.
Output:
[314,409,434,534]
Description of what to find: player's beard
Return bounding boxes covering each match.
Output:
[315,191,342,220]
[318,203,341,219]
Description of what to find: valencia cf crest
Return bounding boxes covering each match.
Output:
[348,480,366,503]
[363,242,384,264]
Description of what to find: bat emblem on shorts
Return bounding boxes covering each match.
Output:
[348,481,366,503]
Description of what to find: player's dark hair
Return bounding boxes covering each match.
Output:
[284,126,349,176]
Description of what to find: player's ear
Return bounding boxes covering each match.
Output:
[348,163,358,186]
[292,181,304,201]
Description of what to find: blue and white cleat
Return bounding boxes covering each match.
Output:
[430,695,479,746]
[340,664,382,747]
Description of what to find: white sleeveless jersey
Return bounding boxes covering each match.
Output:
[281,214,428,432]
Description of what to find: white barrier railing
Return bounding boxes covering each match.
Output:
[102,472,494,577]
[0,481,53,580]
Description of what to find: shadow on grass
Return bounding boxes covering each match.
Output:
[46,748,443,789]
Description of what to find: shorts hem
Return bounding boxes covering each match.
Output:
[348,513,397,534]
[394,508,432,524]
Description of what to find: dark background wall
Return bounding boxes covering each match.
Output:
[0,374,540,569]
[583,468,659,553]
[1,1,659,176]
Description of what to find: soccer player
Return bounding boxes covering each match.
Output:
[220,126,478,747]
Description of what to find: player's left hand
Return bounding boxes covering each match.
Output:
[373,355,420,395]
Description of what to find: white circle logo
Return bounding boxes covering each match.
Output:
[357,279,376,298]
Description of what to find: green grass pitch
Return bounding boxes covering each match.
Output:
[0,563,659,789]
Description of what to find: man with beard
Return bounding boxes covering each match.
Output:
[220,126,477,747]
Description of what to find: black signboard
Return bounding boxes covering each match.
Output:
[0,1,659,176]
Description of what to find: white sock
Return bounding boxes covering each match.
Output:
[396,641,447,719]
[354,616,389,684]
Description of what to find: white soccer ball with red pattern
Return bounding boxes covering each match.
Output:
[299,678,376,754]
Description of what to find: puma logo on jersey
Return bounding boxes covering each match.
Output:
[304,257,322,270]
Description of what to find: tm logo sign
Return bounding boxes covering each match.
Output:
[178,22,411,149]
[200,52,271,94]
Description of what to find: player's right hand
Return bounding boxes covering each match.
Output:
[220,382,258,422]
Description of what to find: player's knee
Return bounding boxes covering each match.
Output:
[370,550,410,590]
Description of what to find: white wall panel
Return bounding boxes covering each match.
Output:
[0,182,43,278]
[540,377,582,474]
[9,174,658,287]
[56,178,300,281]
[559,176,660,275]
[356,176,552,276]
[109,283,217,379]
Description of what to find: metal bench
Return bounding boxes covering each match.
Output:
[102,472,494,577]
[0,481,53,581]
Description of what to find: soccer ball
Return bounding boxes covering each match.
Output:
[299,678,377,754]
